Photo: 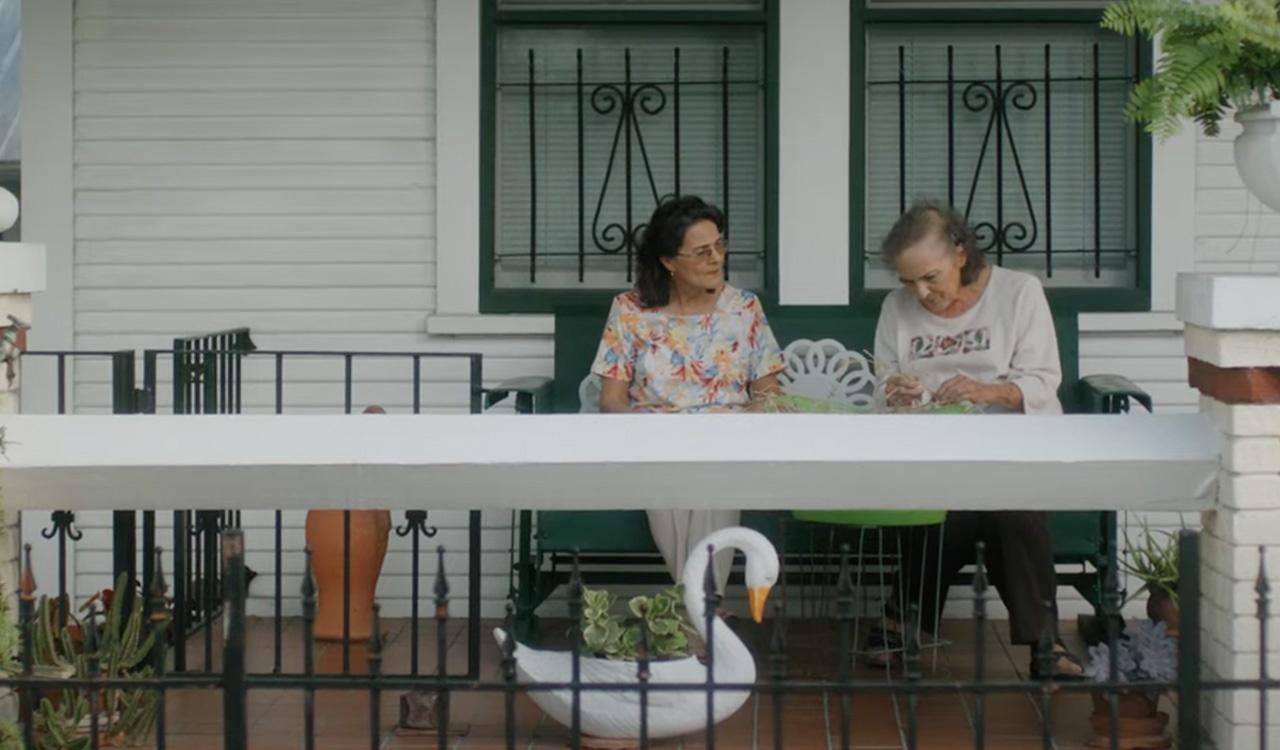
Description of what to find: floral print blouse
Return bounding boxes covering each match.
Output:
[591,285,786,413]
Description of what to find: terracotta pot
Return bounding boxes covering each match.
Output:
[305,509,391,642]
[1087,692,1171,750]
[1146,587,1180,638]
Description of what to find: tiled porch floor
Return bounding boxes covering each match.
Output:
[152,616,1160,750]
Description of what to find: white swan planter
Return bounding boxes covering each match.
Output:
[493,527,780,745]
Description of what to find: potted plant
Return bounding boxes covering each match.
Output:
[1121,523,1180,637]
[1103,0,1280,211]
[1083,620,1178,750]
[30,573,160,747]
[578,584,697,661]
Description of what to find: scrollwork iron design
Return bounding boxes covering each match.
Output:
[396,510,438,539]
[588,74,668,260]
[961,79,1040,257]
[41,511,83,542]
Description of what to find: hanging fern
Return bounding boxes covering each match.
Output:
[1102,0,1280,136]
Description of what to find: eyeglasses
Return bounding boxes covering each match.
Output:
[677,238,727,263]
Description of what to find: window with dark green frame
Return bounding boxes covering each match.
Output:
[852,3,1152,311]
[481,0,776,313]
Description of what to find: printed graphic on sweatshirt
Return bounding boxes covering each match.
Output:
[908,327,991,361]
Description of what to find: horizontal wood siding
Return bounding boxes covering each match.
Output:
[1196,122,1280,274]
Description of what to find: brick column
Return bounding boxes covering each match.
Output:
[1177,273,1280,749]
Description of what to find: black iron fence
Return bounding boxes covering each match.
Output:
[21,331,489,684]
[1,528,1273,749]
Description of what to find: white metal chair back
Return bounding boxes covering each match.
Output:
[779,338,877,409]
[576,338,875,412]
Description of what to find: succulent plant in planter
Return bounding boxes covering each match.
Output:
[1103,0,1280,211]
[1084,620,1178,749]
[579,584,698,661]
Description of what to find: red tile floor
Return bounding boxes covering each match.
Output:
[147,616,1165,750]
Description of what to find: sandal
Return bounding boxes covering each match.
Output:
[1030,642,1086,680]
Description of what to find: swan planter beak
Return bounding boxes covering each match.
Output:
[493,527,781,747]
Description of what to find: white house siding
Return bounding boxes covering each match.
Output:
[54,0,552,620]
[1196,121,1280,276]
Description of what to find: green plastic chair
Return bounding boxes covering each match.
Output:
[792,510,946,527]
[790,509,949,669]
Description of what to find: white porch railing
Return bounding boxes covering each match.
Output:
[0,413,1217,512]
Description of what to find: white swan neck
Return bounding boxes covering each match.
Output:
[680,529,761,681]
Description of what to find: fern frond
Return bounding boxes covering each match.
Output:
[1103,0,1217,36]
[1221,0,1280,52]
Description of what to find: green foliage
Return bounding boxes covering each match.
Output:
[33,693,90,750]
[1102,0,1280,137]
[0,719,21,750]
[755,393,976,415]
[1121,522,1180,604]
[0,497,23,744]
[579,584,697,661]
[755,394,870,414]
[30,573,161,747]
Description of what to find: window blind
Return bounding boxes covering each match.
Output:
[864,23,1138,289]
[495,26,766,290]
[499,0,762,10]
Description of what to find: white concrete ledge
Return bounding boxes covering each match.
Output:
[0,414,1218,512]
[1177,273,1280,331]
[0,244,47,294]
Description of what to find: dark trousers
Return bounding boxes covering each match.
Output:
[891,511,1059,646]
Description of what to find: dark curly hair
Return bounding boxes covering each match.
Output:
[635,195,726,308]
[880,201,987,286]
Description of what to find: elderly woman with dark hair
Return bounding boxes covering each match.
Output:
[592,195,785,593]
[871,201,1083,678]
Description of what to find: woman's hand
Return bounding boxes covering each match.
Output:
[746,373,784,412]
[884,373,925,407]
[934,375,1023,410]
[934,374,987,405]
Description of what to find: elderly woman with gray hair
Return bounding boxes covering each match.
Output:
[870,201,1083,679]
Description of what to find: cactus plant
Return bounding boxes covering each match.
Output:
[30,573,160,746]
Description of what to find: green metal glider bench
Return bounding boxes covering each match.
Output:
[487,306,1153,641]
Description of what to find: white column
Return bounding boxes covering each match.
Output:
[778,0,849,305]
[1177,273,1280,749]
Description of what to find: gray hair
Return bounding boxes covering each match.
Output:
[880,201,987,286]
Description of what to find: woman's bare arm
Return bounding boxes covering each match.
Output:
[745,373,783,411]
[599,377,635,413]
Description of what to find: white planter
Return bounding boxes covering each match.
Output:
[1234,101,1280,213]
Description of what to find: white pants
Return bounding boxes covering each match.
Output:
[646,509,738,596]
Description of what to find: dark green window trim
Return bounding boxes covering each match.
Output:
[848,5,1154,315]
[479,0,780,314]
